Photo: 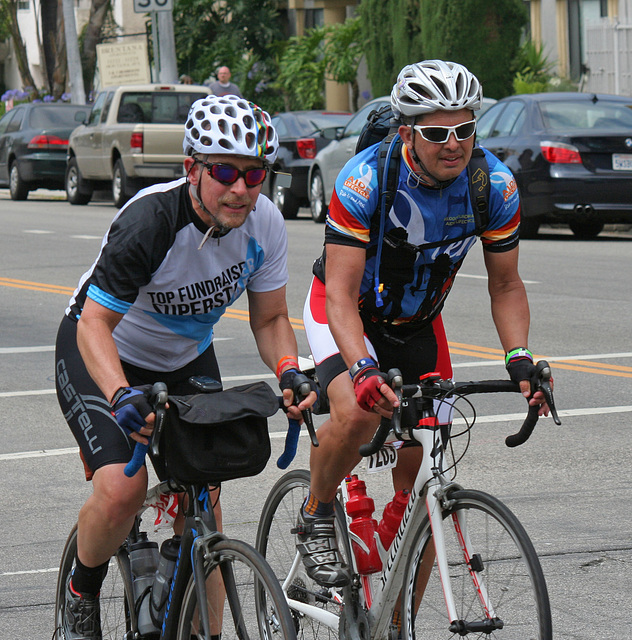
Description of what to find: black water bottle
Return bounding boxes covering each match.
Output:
[129,533,160,636]
[150,535,181,627]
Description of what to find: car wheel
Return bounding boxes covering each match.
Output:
[9,161,29,201]
[272,176,299,220]
[569,219,604,239]
[65,157,93,205]
[519,216,540,239]
[112,159,132,208]
[309,169,327,223]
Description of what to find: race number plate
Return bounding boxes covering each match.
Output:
[612,153,632,170]
[367,444,398,473]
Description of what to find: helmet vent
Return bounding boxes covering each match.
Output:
[219,139,233,151]
[245,132,256,149]
[232,123,243,142]
[218,118,229,135]
[200,136,213,147]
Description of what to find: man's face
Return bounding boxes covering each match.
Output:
[217,67,231,83]
[184,154,265,230]
[400,108,475,183]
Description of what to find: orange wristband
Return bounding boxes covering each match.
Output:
[276,355,299,380]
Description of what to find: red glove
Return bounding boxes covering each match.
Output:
[353,368,386,412]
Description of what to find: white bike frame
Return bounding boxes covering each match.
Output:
[281,423,496,640]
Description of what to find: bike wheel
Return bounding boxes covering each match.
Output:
[256,469,351,640]
[402,489,552,640]
[54,524,136,639]
[176,538,296,640]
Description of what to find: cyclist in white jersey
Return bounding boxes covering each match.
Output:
[55,95,316,640]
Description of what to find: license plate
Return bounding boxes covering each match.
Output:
[367,444,398,473]
[612,153,632,170]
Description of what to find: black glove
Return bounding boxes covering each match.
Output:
[279,368,318,402]
[506,355,536,392]
[111,387,153,435]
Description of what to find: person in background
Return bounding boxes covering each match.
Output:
[208,66,242,98]
[179,74,194,85]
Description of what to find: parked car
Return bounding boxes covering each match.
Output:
[66,83,208,207]
[306,96,498,223]
[477,92,632,238]
[262,110,352,219]
[0,103,89,200]
[307,97,390,223]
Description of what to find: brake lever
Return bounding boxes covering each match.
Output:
[533,361,561,425]
[386,368,404,440]
[293,374,318,447]
[150,382,169,458]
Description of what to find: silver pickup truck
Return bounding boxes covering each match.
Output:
[65,83,208,207]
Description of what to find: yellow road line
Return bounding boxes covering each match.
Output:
[3,277,631,378]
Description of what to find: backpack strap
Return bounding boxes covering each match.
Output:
[467,146,490,234]
[373,133,402,307]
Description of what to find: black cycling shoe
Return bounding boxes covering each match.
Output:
[294,509,351,587]
[63,575,102,640]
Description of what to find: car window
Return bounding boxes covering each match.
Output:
[0,110,16,135]
[476,104,504,139]
[298,113,351,133]
[118,91,205,124]
[539,99,632,130]
[342,101,388,139]
[101,91,114,123]
[29,106,90,129]
[88,92,108,126]
[490,101,525,138]
[6,108,24,132]
[272,117,288,137]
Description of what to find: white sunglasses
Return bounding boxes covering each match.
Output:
[413,119,477,144]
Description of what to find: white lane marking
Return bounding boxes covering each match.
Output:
[457,273,540,285]
[0,346,55,354]
[70,235,102,240]
[2,568,59,576]
[2,404,631,465]
[23,229,54,234]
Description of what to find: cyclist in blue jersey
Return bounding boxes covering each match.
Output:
[297,60,552,588]
[55,95,316,640]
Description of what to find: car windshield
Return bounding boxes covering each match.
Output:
[117,91,206,124]
[296,113,351,135]
[29,106,89,128]
[540,99,632,130]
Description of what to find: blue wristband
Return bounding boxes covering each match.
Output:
[349,357,378,381]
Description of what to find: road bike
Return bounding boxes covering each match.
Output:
[54,378,297,640]
[256,361,559,640]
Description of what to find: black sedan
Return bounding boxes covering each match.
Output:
[264,110,352,219]
[477,92,632,238]
[0,102,89,200]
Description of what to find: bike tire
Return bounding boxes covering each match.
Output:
[53,524,136,640]
[176,538,297,640]
[401,489,552,640]
[255,469,352,640]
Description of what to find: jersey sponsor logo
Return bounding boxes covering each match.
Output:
[342,162,373,200]
[147,262,246,315]
[503,177,517,202]
[56,358,103,455]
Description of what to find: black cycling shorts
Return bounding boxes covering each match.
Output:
[55,315,221,477]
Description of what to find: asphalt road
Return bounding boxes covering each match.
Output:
[1,189,631,639]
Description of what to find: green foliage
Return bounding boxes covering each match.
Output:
[274,28,327,111]
[510,40,578,94]
[173,0,285,111]
[419,0,528,99]
[357,0,395,98]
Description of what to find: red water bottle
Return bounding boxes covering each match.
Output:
[378,490,410,551]
[345,475,382,574]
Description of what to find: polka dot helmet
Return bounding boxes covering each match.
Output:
[391,60,482,118]
[183,94,278,163]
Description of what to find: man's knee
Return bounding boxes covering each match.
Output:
[91,463,147,520]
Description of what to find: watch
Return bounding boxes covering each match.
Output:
[349,357,377,380]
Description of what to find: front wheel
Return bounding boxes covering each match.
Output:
[272,175,300,219]
[176,538,296,640]
[402,489,552,640]
[65,157,93,205]
[54,524,136,639]
[256,469,351,640]
[112,159,132,208]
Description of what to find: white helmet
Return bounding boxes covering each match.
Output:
[183,95,278,163]
[390,60,482,118]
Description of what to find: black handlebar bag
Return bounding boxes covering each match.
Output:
[160,382,279,485]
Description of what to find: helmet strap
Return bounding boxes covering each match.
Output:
[188,162,231,246]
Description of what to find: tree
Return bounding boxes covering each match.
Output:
[81,0,110,96]
[419,0,527,99]
[0,0,39,96]
[323,17,363,110]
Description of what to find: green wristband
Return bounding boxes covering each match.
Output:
[505,348,533,367]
